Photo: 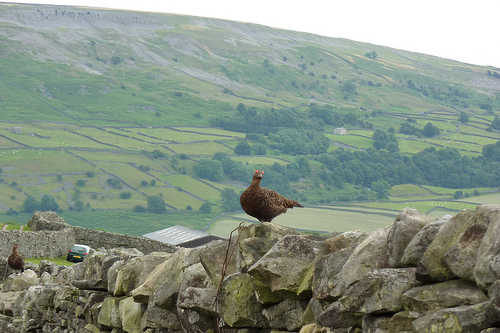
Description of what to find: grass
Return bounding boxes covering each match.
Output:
[58,210,218,236]
[26,256,74,266]
[326,134,373,149]
[391,184,431,196]
[0,222,31,231]
[209,206,397,237]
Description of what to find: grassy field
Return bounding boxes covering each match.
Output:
[1,119,499,237]
[211,204,416,237]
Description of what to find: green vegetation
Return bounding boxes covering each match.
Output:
[26,256,74,266]
[0,5,499,236]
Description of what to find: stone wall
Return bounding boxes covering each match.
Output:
[1,205,500,332]
[0,211,176,262]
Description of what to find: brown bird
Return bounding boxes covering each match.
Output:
[8,244,25,274]
[240,170,303,222]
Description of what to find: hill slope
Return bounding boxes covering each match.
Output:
[0,4,499,236]
[1,3,499,126]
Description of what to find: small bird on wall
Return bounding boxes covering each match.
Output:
[8,243,25,274]
[240,170,303,223]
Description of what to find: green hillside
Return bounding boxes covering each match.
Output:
[0,4,499,237]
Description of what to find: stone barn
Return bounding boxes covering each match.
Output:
[334,127,347,135]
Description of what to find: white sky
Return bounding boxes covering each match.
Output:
[2,0,499,68]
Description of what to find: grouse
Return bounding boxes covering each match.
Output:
[240,170,303,222]
[8,244,25,274]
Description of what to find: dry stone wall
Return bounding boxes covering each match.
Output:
[0,211,176,265]
[1,206,500,332]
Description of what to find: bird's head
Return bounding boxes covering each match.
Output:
[253,170,264,179]
[13,244,19,251]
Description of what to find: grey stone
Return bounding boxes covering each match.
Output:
[112,251,171,296]
[317,301,362,329]
[237,237,277,273]
[412,301,498,333]
[0,291,23,316]
[417,208,475,282]
[444,205,495,282]
[401,217,449,267]
[338,268,421,314]
[120,296,146,333]
[362,315,392,333]
[200,239,239,287]
[474,205,500,289]
[2,269,38,292]
[387,208,435,268]
[312,231,367,301]
[238,221,300,242]
[388,311,419,333]
[150,247,199,310]
[402,279,489,314]
[218,273,268,327]
[262,298,309,331]
[248,234,322,297]
[97,296,124,330]
[332,226,391,298]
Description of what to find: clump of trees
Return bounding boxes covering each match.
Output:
[221,188,240,212]
[23,194,60,213]
[365,51,378,59]
[372,129,399,152]
[491,116,500,130]
[399,121,440,138]
[146,196,166,214]
[106,178,122,189]
[315,146,500,190]
[211,104,362,156]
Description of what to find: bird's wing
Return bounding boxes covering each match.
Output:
[260,188,297,208]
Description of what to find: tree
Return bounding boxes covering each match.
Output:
[252,144,267,155]
[73,200,84,211]
[422,122,440,138]
[40,194,59,211]
[152,150,165,159]
[140,180,148,187]
[133,205,146,213]
[372,130,398,151]
[492,116,500,130]
[23,196,40,213]
[76,179,86,187]
[120,192,132,199]
[106,178,123,189]
[341,81,357,94]
[459,112,470,123]
[199,202,212,213]
[482,141,500,162]
[234,141,251,155]
[399,122,417,135]
[147,196,166,214]
[365,51,378,59]
[372,129,388,150]
[194,159,224,181]
[371,180,391,199]
[221,188,241,211]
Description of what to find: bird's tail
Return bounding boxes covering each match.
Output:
[295,202,304,208]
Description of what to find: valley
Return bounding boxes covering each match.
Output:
[0,4,499,238]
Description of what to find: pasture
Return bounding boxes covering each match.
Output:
[0,120,498,237]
